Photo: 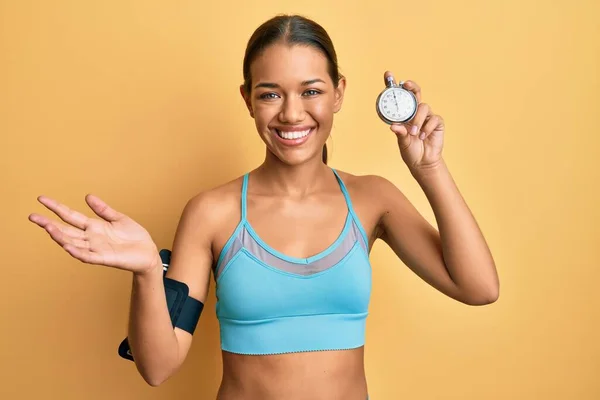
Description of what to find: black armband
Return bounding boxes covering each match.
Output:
[117,249,204,361]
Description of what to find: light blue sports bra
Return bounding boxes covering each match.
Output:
[213,169,372,355]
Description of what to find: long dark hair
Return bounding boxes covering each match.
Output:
[242,15,341,164]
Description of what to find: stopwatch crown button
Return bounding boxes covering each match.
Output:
[385,75,395,88]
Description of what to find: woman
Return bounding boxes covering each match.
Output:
[28,14,499,400]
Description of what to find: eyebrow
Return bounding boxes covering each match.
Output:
[254,78,326,89]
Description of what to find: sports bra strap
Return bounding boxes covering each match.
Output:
[241,173,249,221]
[331,168,354,212]
[331,168,370,247]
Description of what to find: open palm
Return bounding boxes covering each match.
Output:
[29,194,160,274]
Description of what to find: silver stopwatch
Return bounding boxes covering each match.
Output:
[376,76,418,124]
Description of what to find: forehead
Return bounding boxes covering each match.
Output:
[250,43,330,85]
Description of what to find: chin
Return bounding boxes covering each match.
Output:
[270,148,322,166]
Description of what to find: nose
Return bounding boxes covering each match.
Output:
[278,95,305,123]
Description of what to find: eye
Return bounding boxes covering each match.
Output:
[303,89,321,97]
[259,92,280,100]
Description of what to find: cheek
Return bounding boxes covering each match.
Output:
[307,99,334,125]
[252,103,277,127]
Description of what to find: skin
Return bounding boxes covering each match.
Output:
[28,42,499,399]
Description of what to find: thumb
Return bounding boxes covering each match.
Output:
[85,194,123,222]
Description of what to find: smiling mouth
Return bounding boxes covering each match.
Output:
[275,128,312,140]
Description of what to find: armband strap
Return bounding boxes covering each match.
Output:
[164,277,204,333]
[117,249,204,361]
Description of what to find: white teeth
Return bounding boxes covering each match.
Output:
[277,129,311,140]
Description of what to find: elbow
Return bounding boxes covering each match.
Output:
[129,341,182,387]
[461,284,500,306]
[136,363,175,387]
[141,371,170,387]
[144,373,165,387]
[465,292,498,306]
[129,343,182,387]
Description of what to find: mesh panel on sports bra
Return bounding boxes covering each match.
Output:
[214,219,367,280]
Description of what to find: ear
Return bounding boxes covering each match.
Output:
[333,76,346,114]
[239,84,254,118]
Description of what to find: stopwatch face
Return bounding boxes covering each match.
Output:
[377,87,417,124]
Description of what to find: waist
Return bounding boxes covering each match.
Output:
[219,347,368,400]
[218,312,368,355]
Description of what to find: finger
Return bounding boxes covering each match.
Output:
[409,103,431,136]
[85,194,123,223]
[29,212,55,229]
[63,244,106,265]
[391,123,413,151]
[45,222,90,249]
[390,123,408,137]
[419,114,441,140]
[29,213,86,239]
[29,213,88,248]
[37,196,89,230]
[402,80,421,103]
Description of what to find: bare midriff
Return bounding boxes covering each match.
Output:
[216,347,368,400]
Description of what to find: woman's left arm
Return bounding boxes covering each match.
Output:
[375,71,499,306]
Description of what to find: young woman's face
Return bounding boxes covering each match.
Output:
[242,43,345,166]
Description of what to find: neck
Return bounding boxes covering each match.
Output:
[255,151,332,197]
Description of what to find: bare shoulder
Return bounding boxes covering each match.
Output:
[334,169,400,205]
[333,170,406,241]
[181,175,243,231]
[168,175,244,280]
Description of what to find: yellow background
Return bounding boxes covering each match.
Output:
[2,0,598,399]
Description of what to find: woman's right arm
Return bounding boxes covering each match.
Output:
[127,193,215,386]
[29,191,218,386]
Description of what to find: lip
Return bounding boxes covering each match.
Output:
[272,126,315,147]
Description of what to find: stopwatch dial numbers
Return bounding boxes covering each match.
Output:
[381,89,416,122]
